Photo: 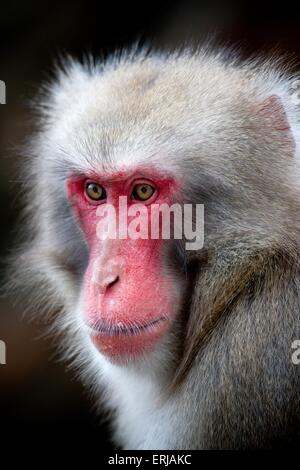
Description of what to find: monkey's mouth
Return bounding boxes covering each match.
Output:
[87,317,165,336]
[86,317,168,358]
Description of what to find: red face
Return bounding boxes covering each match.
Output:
[66,168,183,361]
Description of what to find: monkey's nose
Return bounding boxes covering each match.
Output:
[105,274,119,290]
[97,273,119,292]
[91,268,120,293]
[90,257,122,293]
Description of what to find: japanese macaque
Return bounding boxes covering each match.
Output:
[10,47,300,449]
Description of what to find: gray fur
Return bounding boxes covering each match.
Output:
[8,46,300,448]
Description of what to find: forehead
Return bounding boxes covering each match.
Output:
[49,57,248,175]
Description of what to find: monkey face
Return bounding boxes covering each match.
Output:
[66,168,185,362]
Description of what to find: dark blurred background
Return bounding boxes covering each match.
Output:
[1,0,300,446]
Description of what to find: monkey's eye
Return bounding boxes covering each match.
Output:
[85,182,106,201]
[132,183,156,201]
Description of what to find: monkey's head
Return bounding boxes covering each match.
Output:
[15,49,300,381]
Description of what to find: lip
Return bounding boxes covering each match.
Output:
[86,317,165,336]
[87,317,168,359]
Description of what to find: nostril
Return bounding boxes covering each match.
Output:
[107,275,119,289]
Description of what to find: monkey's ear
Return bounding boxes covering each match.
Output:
[259,95,290,131]
[258,95,295,153]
